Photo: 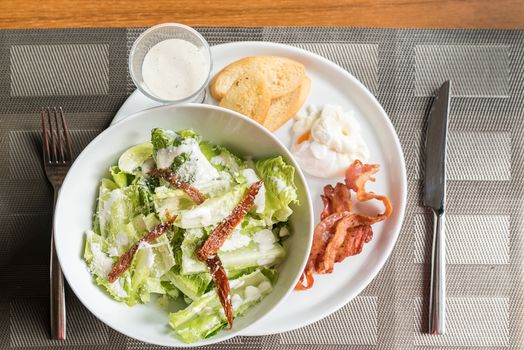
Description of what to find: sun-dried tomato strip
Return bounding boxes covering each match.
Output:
[197,181,263,261]
[107,244,140,283]
[195,181,262,327]
[149,168,205,205]
[107,213,176,283]
[205,255,233,328]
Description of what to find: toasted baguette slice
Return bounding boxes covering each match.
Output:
[219,72,271,124]
[211,56,305,100]
[263,76,311,132]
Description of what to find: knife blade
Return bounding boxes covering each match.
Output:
[423,80,450,211]
[424,80,450,335]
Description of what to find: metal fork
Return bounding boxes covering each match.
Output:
[41,107,73,340]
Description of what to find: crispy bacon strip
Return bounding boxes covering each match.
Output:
[317,215,378,274]
[295,211,350,290]
[295,270,315,291]
[206,256,233,328]
[335,225,373,263]
[107,212,176,283]
[295,160,393,291]
[345,160,392,220]
[149,168,205,205]
[320,185,335,220]
[332,182,352,213]
[197,181,263,260]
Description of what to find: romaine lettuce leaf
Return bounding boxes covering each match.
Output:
[85,214,175,306]
[153,186,196,221]
[180,228,208,275]
[151,128,178,153]
[219,241,285,270]
[255,156,298,224]
[168,269,273,343]
[162,268,212,301]
[201,142,246,175]
[177,186,245,228]
[117,142,153,174]
[109,166,129,188]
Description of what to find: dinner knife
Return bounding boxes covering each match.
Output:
[423,80,450,335]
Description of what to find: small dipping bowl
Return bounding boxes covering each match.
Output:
[129,23,212,104]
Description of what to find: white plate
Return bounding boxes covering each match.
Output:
[54,104,314,347]
[112,41,407,335]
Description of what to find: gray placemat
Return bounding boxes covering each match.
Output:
[1,27,522,350]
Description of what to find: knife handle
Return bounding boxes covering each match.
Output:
[429,209,446,334]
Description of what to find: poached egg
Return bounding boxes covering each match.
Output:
[291,104,370,178]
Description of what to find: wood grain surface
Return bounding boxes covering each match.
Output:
[0,0,522,28]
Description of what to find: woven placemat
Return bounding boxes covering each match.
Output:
[0,27,522,350]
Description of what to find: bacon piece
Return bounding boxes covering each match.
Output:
[332,182,352,213]
[295,160,393,291]
[345,160,392,221]
[107,212,176,283]
[335,225,373,263]
[197,181,263,261]
[205,255,233,328]
[149,168,205,205]
[295,211,350,290]
[317,215,377,274]
[320,185,335,220]
[295,270,314,290]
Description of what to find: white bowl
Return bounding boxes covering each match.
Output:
[53,103,314,347]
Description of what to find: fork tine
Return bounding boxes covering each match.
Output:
[46,107,57,163]
[40,108,50,163]
[59,107,73,163]
[53,107,65,163]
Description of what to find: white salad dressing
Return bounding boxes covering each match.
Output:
[291,104,370,178]
[137,241,156,269]
[242,168,266,213]
[229,279,245,289]
[86,230,113,277]
[156,138,219,186]
[110,279,129,298]
[231,294,244,309]
[258,281,272,293]
[210,153,242,173]
[196,171,232,196]
[115,231,129,253]
[99,189,125,230]
[181,205,213,226]
[244,285,262,302]
[142,39,209,101]
[268,175,287,193]
[253,229,276,252]
[220,229,252,252]
[279,226,290,237]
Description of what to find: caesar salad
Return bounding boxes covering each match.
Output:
[83,128,298,342]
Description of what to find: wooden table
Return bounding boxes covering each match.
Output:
[1,0,523,28]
